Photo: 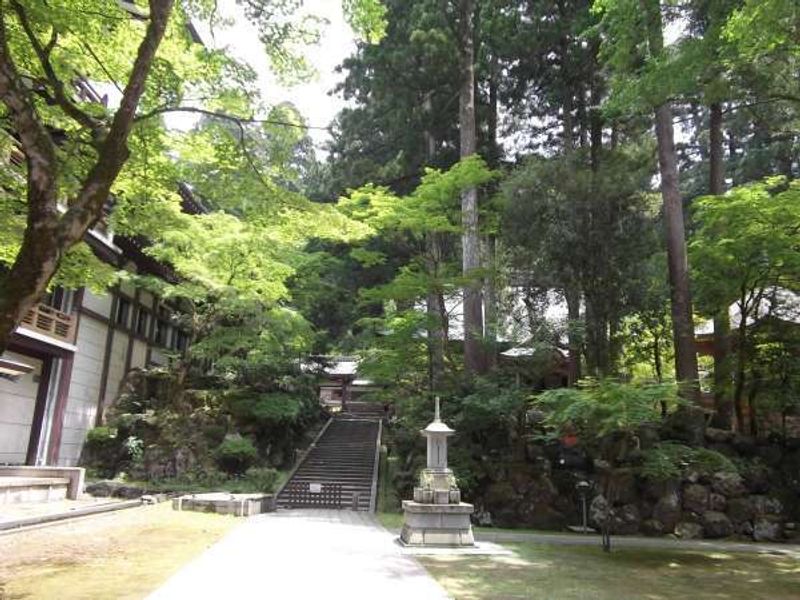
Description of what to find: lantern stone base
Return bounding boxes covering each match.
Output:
[399,500,475,547]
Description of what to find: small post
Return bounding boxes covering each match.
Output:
[576,480,591,534]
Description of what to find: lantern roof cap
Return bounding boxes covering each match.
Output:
[423,420,454,434]
[422,397,454,434]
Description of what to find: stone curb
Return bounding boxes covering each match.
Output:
[0,499,142,534]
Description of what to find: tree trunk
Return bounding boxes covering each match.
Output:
[565,287,582,384]
[486,52,500,165]
[584,294,609,376]
[482,55,499,371]
[747,369,760,437]
[643,0,699,389]
[0,0,176,353]
[733,311,748,432]
[708,102,734,429]
[482,235,497,370]
[653,102,699,386]
[456,0,484,375]
[643,0,702,443]
[589,35,604,173]
[423,93,446,391]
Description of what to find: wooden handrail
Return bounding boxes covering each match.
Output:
[20,303,77,344]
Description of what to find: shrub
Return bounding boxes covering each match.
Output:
[640,442,738,481]
[236,467,280,493]
[534,378,681,439]
[214,436,258,475]
[82,426,123,478]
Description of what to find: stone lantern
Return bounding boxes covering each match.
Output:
[400,397,474,547]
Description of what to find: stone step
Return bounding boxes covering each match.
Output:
[296,468,373,473]
[276,417,379,511]
[294,476,372,480]
[295,470,373,477]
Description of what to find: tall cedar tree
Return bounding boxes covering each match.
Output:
[453,0,485,375]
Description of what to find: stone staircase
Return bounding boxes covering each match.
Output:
[276,416,381,511]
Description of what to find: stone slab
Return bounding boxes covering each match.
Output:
[402,500,474,514]
[172,493,273,517]
[398,540,514,556]
[0,466,84,500]
[0,477,69,505]
[400,500,475,547]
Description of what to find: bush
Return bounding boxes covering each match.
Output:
[233,467,280,493]
[214,436,258,475]
[82,426,123,478]
[534,379,681,439]
[640,442,738,481]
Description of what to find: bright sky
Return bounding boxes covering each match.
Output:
[176,0,357,151]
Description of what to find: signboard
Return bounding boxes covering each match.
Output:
[309,483,322,493]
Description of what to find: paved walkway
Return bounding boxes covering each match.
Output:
[148,510,450,600]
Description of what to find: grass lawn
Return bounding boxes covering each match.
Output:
[0,502,237,599]
[420,542,800,600]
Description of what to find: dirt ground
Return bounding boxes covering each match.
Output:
[0,503,237,599]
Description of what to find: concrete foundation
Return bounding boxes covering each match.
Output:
[172,493,274,517]
[0,466,84,500]
[0,477,69,504]
[399,500,475,547]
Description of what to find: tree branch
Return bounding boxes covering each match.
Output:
[0,2,58,218]
[11,0,104,137]
[133,105,332,130]
[59,0,176,243]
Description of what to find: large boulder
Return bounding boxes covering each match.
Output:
[611,504,642,535]
[753,518,782,542]
[727,497,756,523]
[736,520,754,537]
[528,504,569,530]
[682,484,710,514]
[742,464,772,494]
[778,449,800,495]
[705,428,734,444]
[589,494,611,529]
[484,474,567,530]
[652,491,682,532]
[701,511,734,538]
[732,434,758,456]
[606,468,638,505]
[643,478,679,502]
[85,480,146,499]
[675,521,704,539]
[711,472,746,498]
[709,492,727,512]
[85,480,116,497]
[751,495,783,518]
[641,519,664,537]
[756,444,783,467]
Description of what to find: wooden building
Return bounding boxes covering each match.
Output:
[0,187,200,467]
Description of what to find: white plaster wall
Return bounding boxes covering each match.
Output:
[130,339,147,370]
[140,291,154,309]
[82,289,113,317]
[103,330,129,408]
[0,351,43,464]
[58,316,106,466]
[150,348,166,366]
[119,281,135,297]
